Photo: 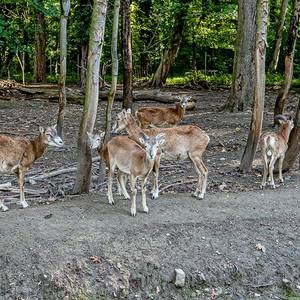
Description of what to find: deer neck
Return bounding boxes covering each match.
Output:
[176,103,185,119]
[30,134,47,161]
[280,126,292,143]
[126,117,143,141]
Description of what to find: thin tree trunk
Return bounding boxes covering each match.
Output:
[105,0,120,141]
[224,0,256,112]
[240,0,269,173]
[273,0,300,123]
[122,0,133,110]
[80,44,88,88]
[57,0,70,137]
[150,4,188,87]
[268,0,289,72]
[73,0,107,194]
[33,1,47,83]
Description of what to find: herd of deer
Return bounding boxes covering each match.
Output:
[0,95,295,216]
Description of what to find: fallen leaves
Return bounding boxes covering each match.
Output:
[90,255,102,263]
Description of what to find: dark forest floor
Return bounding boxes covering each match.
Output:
[0,87,300,299]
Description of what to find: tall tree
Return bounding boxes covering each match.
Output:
[122,0,133,110]
[33,0,47,83]
[73,0,107,194]
[224,0,257,112]
[268,0,289,72]
[57,0,70,137]
[273,0,300,123]
[150,1,189,87]
[104,0,120,140]
[240,0,269,173]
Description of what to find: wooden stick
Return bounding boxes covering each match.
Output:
[160,179,197,193]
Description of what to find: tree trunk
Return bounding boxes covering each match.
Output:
[240,0,269,173]
[150,4,188,87]
[283,97,300,170]
[223,0,256,112]
[268,0,289,72]
[122,0,133,110]
[33,1,47,83]
[73,0,107,194]
[105,0,120,141]
[273,0,300,123]
[57,0,70,138]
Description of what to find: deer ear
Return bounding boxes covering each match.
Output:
[39,126,45,134]
[100,132,105,138]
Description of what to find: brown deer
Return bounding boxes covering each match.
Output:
[88,131,130,200]
[136,95,191,128]
[259,114,294,188]
[0,126,64,212]
[112,109,210,199]
[88,131,165,216]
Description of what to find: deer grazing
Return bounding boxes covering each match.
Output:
[136,95,191,128]
[259,114,294,188]
[112,109,210,199]
[0,126,64,212]
[88,131,165,216]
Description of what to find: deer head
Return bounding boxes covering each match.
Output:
[139,132,165,160]
[40,125,64,147]
[112,109,131,133]
[87,131,105,149]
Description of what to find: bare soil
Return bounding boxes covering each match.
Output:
[0,87,300,299]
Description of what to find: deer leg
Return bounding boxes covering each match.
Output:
[141,177,149,213]
[116,170,122,195]
[189,153,204,198]
[0,198,8,212]
[198,160,208,199]
[278,155,284,183]
[268,156,277,188]
[151,154,161,199]
[130,175,137,217]
[118,172,130,199]
[18,170,28,208]
[261,153,269,188]
[107,166,115,205]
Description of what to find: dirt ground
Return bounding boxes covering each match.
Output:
[0,88,300,299]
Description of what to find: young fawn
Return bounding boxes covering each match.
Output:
[259,114,294,188]
[0,125,64,211]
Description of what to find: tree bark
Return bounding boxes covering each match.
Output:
[80,44,88,88]
[268,0,289,72]
[282,97,300,170]
[57,0,70,138]
[33,1,47,83]
[240,0,269,173]
[150,3,188,87]
[73,0,107,194]
[105,0,120,141]
[122,0,133,109]
[223,0,256,112]
[273,0,300,124]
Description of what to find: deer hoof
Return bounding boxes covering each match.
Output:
[197,194,205,200]
[143,206,149,214]
[124,193,130,200]
[151,190,159,199]
[1,206,8,212]
[108,200,115,206]
[131,208,136,217]
[20,201,29,209]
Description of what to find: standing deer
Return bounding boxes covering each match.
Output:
[88,131,130,200]
[259,114,294,188]
[88,131,165,216]
[136,95,191,128]
[112,109,210,199]
[0,125,64,212]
